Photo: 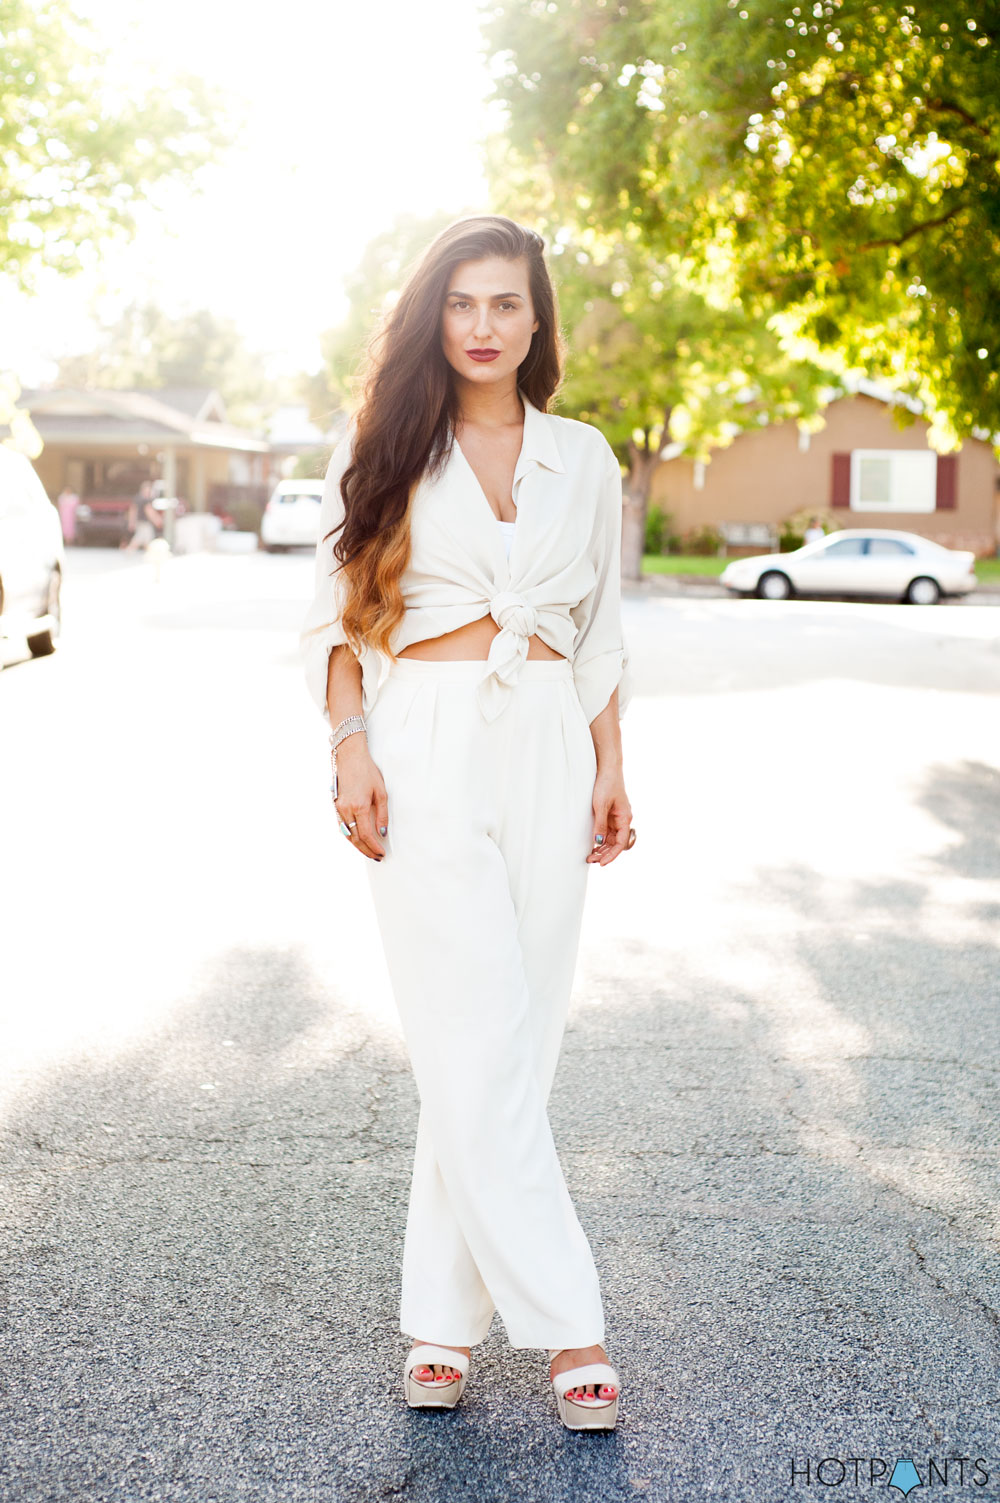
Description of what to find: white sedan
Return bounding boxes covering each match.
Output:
[719,529,978,605]
[260,478,325,551]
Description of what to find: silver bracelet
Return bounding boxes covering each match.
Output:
[328,714,367,801]
[329,714,366,752]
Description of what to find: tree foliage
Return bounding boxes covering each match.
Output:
[55,301,289,430]
[0,0,233,292]
[485,0,1000,443]
[544,225,829,572]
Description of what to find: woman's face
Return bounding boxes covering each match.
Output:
[440,255,540,389]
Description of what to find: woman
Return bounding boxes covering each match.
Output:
[299,215,634,1430]
[56,485,80,546]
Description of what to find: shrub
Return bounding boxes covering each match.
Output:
[779,531,805,552]
[680,524,724,556]
[645,503,678,555]
[781,505,842,540]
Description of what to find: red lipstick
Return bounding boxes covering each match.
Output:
[467,349,500,362]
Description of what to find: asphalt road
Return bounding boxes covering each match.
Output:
[2,547,999,1502]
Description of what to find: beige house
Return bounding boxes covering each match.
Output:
[13,386,272,513]
[652,391,1000,558]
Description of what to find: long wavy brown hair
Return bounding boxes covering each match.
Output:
[323,215,565,657]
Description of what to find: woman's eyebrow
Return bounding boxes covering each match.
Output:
[445,289,524,299]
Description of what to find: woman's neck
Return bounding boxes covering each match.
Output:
[454,376,523,430]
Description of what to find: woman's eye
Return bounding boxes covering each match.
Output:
[448,300,519,311]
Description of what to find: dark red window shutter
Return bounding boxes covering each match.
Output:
[831,452,851,507]
[935,453,957,510]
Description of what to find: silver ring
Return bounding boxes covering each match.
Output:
[348,820,357,828]
[338,820,352,838]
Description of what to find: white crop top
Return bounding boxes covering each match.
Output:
[495,518,516,558]
[299,390,632,728]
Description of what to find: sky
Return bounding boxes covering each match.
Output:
[3,0,501,387]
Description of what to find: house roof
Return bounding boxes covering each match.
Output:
[10,387,270,453]
[128,386,227,422]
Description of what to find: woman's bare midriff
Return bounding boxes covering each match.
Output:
[398,613,565,661]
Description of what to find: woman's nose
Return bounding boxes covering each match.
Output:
[473,304,494,336]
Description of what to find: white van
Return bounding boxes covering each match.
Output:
[260,478,326,551]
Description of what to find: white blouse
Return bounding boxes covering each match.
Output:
[299,390,632,728]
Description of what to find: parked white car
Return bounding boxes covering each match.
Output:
[719,529,978,605]
[0,448,63,665]
[260,478,325,551]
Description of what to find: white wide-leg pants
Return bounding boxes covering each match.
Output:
[364,655,605,1351]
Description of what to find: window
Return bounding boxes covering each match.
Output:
[850,450,936,513]
[822,537,867,557]
[866,537,915,556]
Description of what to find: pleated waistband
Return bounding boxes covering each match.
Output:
[388,655,573,684]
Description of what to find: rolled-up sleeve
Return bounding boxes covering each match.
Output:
[570,441,633,725]
[298,431,356,726]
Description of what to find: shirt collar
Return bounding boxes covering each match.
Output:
[517,391,566,478]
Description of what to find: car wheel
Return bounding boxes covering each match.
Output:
[756,570,792,601]
[905,576,941,606]
[27,567,61,657]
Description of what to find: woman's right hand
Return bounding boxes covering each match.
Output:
[333,735,388,861]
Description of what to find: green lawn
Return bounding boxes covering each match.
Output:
[642,553,1000,582]
[641,554,729,576]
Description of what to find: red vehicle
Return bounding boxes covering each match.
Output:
[75,493,189,545]
[73,495,133,546]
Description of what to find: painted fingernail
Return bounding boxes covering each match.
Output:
[594,834,605,845]
[379,826,387,836]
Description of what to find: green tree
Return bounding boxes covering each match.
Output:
[485,0,1000,445]
[548,228,828,575]
[0,0,233,292]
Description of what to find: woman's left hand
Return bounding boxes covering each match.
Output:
[587,767,632,865]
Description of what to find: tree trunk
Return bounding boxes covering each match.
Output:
[621,445,659,582]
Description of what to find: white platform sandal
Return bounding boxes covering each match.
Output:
[403,1343,470,1409]
[548,1348,620,1430]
